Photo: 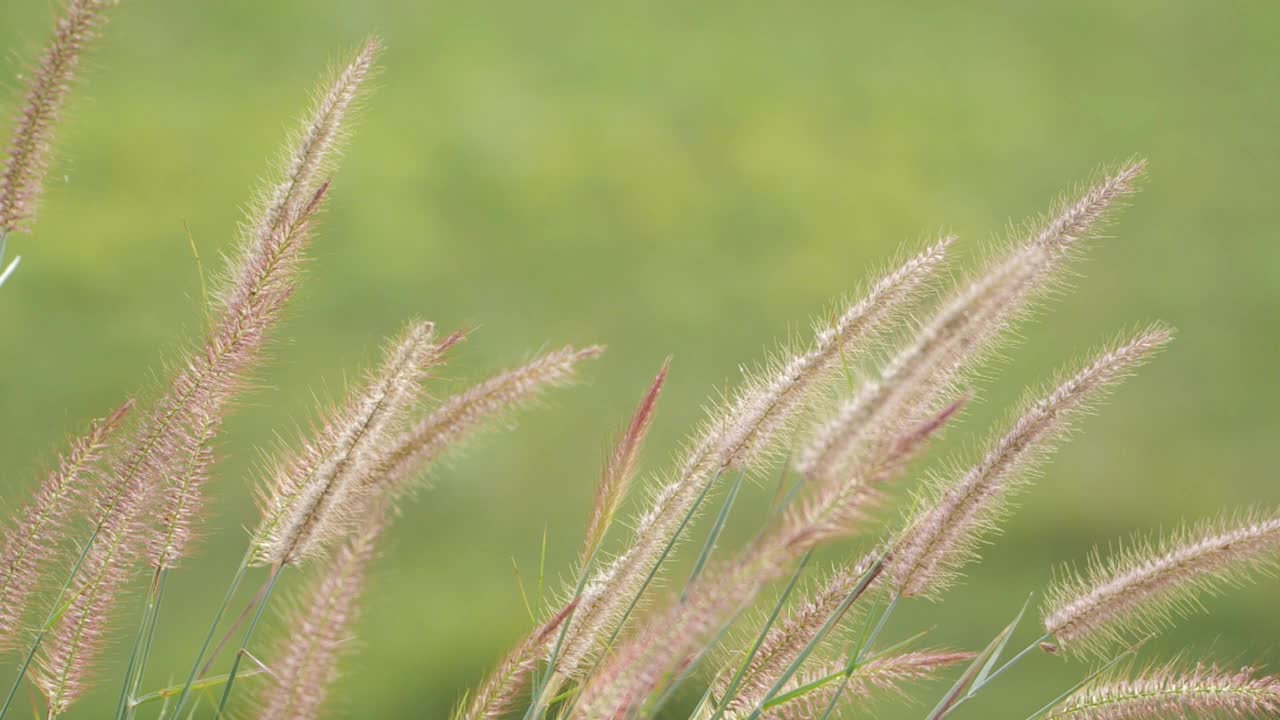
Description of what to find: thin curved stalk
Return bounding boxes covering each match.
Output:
[214,565,283,718]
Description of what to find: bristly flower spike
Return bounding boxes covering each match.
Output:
[580,358,669,566]
[0,0,117,235]
[1044,662,1280,720]
[372,344,604,494]
[252,321,454,567]
[797,162,1147,490]
[892,327,1173,599]
[1044,509,1280,657]
[456,600,581,720]
[145,38,382,569]
[765,651,974,720]
[0,400,132,652]
[256,504,388,720]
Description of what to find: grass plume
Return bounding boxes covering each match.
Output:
[1044,510,1280,656]
[892,328,1173,599]
[1044,662,1280,719]
[0,0,116,235]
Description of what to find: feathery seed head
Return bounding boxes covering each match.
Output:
[373,343,603,494]
[580,358,669,566]
[1045,662,1280,720]
[0,399,132,652]
[762,651,974,720]
[144,39,381,571]
[796,163,1146,489]
[717,235,953,471]
[458,599,581,720]
[0,0,117,235]
[779,395,966,551]
[252,320,450,566]
[892,327,1172,599]
[257,503,388,720]
[1044,508,1280,657]
[218,36,380,319]
[722,552,881,714]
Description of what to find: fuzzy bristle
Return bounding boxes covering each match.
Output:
[257,504,387,720]
[457,600,580,720]
[1044,662,1280,719]
[796,162,1146,491]
[0,400,132,653]
[580,358,669,566]
[0,0,117,234]
[763,651,974,720]
[372,343,602,494]
[252,320,449,566]
[1044,509,1280,656]
[892,327,1172,599]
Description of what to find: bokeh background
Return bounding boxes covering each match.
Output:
[2,1,1277,717]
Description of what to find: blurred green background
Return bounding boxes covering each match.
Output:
[1,1,1277,717]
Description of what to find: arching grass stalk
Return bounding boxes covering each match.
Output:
[683,470,746,600]
[555,469,725,716]
[0,233,19,288]
[129,668,267,711]
[648,552,816,720]
[168,546,253,717]
[114,568,168,720]
[742,556,885,720]
[814,595,892,720]
[1023,645,1141,720]
[213,564,284,718]
[964,631,1051,701]
[0,525,100,720]
[927,596,1032,720]
[855,592,900,663]
[706,551,813,720]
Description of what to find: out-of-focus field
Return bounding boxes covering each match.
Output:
[1,2,1277,717]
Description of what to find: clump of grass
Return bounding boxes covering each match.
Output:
[0,5,1276,720]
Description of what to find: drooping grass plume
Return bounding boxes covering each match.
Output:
[762,651,974,720]
[218,37,380,321]
[572,541,799,719]
[557,238,951,679]
[253,321,454,567]
[0,400,132,652]
[797,162,1147,491]
[718,553,880,715]
[1044,662,1280,720]
[457,600,581,720]
[716,235,954,471]
[892,327,1173,599]
[1044,510,1280,657]
[0,0,116,235]
[256,504,388,720]
[781,395,967,551]
[580,358,670,566]
[373,344,604,494]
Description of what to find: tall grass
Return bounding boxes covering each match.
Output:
[1,4,1277,720]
